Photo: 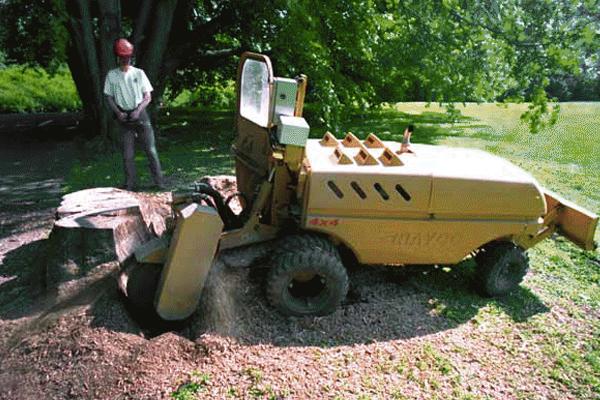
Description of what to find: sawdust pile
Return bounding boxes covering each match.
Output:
[199,241,273,335]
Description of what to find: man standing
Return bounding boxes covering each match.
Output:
[103,38,164,191]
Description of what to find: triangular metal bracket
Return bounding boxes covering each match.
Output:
[378,147,404,166]
[354,146,378,165]
[364,133,385,148]
[320,131,338,147]
[332,145,354,164]
[342,132,361,147]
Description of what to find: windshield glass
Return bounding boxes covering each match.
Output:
[240,59,270,127]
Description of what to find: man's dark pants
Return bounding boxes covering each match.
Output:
[119,110,163,189]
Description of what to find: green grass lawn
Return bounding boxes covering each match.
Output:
[64,108,237,192]
[65,103,600,398]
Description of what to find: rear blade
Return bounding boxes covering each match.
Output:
[544,190,598,251]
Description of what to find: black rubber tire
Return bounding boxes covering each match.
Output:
[125,263,162,315]
[123,263,189,331]
[273,233,340,260]
[474,242,529,297]
[267,236,348,316]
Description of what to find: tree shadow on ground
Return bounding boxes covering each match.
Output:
[408,260,550,324]
[0,241,552,349]
[0,142,72,240]
[64,109,237,193]
[0,139,76,315]
[156,253,551,348]
[0,239,48,319]
[311,108,476,145]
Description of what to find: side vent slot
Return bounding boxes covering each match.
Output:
[320,131,338,147]
[350,181,367,199]
[364,133,385,148]
[354,148,378,166]
[374,183,389,200]
[342,132,361,147]
[395,184,412,201]
[332,146,353,165]
[378,147,403,166]
[327,181,344,199]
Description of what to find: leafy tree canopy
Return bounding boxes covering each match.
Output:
[0,0,598,135]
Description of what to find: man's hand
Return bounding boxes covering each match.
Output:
[130,109,141,120]
[117,111,128,122]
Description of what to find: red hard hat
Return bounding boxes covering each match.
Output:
[114,38,133,57]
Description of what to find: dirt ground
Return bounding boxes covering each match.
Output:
[0,141,593,399]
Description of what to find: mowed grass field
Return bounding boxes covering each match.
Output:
[67,103,599,399]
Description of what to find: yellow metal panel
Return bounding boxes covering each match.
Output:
[430,178,545,218]
[155,204,224,321]
[302,215,541,265]
[307,172,432,215]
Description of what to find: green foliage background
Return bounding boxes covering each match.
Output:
[1,0,598,132]
[0,65,81,113]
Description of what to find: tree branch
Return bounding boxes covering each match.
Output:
[167,4,239,65]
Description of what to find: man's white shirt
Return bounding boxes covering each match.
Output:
[103,66,153,111]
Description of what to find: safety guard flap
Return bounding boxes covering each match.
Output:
[155,203,224,320]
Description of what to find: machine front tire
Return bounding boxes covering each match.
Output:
[122,262,162,320]
[267,236,348,316]
[474,242,529,297]
[273,233,340,260]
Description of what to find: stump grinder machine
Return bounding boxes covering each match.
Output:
[124,52,598,321]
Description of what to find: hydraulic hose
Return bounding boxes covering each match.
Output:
[193,182,243,230]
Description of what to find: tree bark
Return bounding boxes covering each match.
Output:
[97,0,122,145]
[132,0,154,56]
[65,0,120,145]
[140,0,178,95]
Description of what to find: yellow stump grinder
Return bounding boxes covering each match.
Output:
[124,52,598,321]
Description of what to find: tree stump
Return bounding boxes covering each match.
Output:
[45,187,172,295]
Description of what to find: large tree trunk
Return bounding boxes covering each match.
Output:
[64,0,178,145]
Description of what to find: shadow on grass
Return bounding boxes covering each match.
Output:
[414,260,550,324]
[310,108,476,145]
[0,239,47,319]
[65,106,495,193]
[165,255,551,348]
[64,108,237,193]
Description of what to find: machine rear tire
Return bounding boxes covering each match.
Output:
[267,236,348,316]
[474,242,529,297]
